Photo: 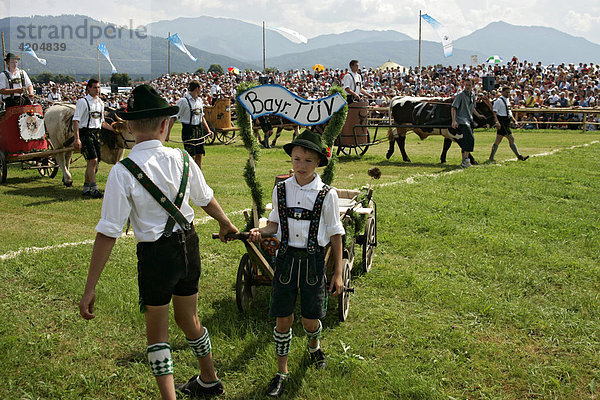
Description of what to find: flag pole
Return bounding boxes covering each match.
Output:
[418,10,422,74]
[262,22,266,73]
[1,32,6,70]
[168,31,171,75]
[97,41,101,84]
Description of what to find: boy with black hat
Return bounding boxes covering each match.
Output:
[248,129,345,397]
[79,85,238,400]
[0,53,34,108]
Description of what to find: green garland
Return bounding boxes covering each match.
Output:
[321,85,348,185]
[236,82,265,230]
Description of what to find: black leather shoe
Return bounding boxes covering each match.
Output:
[518,155,529,161]
[385,150,393,160]
[266,373,287,397]
[176,375,224,398]
[309,348,327,369]
[89,189,103,199]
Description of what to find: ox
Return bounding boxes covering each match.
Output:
[44,104,134,187]
[386,96,495,164]
[255,114,301,148]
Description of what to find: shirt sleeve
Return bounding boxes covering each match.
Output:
[176,98,186,121]
[268,185,279,223]
[187,156,214,207]
[342,74,352,90]
[493,99,501,114]
[322,189,345,239]
[452,94,462,109]
[72,99,85,122]
[95,165,131,238]
[22,71,32,89]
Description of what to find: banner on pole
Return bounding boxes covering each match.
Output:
[237,84,346,126]
[97,42,117,73]
[421,14,453,57]
[167,33,197,62]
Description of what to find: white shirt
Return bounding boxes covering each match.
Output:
[96,140,214,242]
[342,71,362,93]
[47,91,61,102]
[210,83,222,96]
[73,94,105,129]
[0,68,32,100]
[175,93,204,125]
[268,174,345,249]
[493,96,513,117]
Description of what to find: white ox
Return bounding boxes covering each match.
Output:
[44,104,134,186]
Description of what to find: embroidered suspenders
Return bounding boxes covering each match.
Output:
[276,181,331,255]
[120,150,191,237]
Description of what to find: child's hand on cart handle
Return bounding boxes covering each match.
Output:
[329,272,344,296]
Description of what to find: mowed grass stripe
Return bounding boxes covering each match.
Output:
[1,137,599,399]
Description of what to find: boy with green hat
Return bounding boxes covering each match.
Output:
[249,129,345,397]
[78,84,238,399]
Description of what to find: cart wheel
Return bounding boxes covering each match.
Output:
[0,150,7,184]
[362,216,376,273]
[205,122,217,145]
[338,259,352,322]
[38,157,59,178]
[236,254,257,312]
[216,125,235,144]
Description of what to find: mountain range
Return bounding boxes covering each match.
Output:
[1,15,599,79]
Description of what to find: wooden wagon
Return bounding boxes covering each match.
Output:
[0,104,69,183]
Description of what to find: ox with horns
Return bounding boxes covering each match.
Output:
[385,95,496,164]
[44,104,135,187]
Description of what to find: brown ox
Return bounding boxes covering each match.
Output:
[44,104,134,186]
[386,96,495,164]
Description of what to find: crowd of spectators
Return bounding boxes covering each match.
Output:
[32,56,600,129]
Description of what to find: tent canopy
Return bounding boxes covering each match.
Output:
[377,60,408,73]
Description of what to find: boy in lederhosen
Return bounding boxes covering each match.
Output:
[249,130,345,397]
[79,85,238,400]
[168,80,213,169]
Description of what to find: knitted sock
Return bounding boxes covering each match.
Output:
[274,327,292,357]
[304,320,322,352]
[147,342,173,376]
[187,327,212,358]
[510,143,521,158]
[489,144,498,160]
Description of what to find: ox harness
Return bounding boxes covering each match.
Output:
[276,181,330,256]
[119,149,191,237]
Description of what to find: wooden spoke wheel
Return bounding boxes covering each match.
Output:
[204,122,217,145]
[216,126,236,144]
[37,156,59,178]
[236,254,257,312]
[338,259,353,322]
[0,150,7,184]
[362,216,376,273]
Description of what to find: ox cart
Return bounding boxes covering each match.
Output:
[335,100,383,157]
[215,171,378,322]
[0,104,70,184]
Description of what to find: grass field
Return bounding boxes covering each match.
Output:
[1,126,599,399]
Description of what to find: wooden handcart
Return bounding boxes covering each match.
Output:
[216,174,377,322]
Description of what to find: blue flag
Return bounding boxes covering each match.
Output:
[97,42,117,73]
[421,14,453,57]
[168,33,197,62]
[24,44,47,65]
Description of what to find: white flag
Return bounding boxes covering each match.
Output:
[267,26,307,44]
[421,14,453,57]
[168,33,197,62]
[24,45,47,65]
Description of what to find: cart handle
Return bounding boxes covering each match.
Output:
[211,232,274,240]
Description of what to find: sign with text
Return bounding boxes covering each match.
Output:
[236,84,346,126]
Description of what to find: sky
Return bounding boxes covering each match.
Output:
[2,0,600,45]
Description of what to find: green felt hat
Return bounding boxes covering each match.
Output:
[118,84,179,120]
[283,129,329,167]
[4,52,20,61]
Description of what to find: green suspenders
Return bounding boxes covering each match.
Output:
[120,150,191,237]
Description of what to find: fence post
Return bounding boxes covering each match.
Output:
[582,111,587,132]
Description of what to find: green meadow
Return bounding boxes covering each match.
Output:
[1,126,599,399]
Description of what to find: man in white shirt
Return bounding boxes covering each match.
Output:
[0,53,34,108]
[209,78,223,105]
[342,59,372,104]
[488,87,529,162]
[72,78,116,198]
[168,80,213,168]
[47,86,61,102]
